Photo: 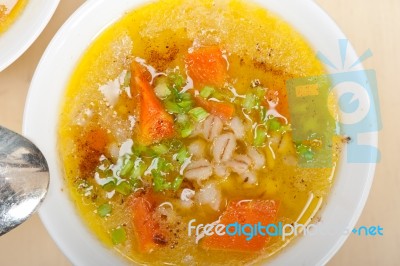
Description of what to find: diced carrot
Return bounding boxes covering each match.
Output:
[129,194,167,253]
[130,61,175,145]
[194,96,235,121]
[186,46,228,87]
[201,200,279,252]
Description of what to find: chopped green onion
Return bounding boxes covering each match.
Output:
[115,181,132,196]
[259,107,268,122]
[131,160,146,179]
[96,168,113,179]
[176,114,194,138]
[111,227,126,245]
[132,145,147,156]
[168,72,185,89]
[303,150,314,161]
[98,203,112,218]
[169,86,180,98]
[176,147,189,164]
[165,101,182,114]
[130,178,142,188]
[254,127,267,147]
[157,157,174,172]
[120,159,134,177]
[243,93,258,110]
[254,86,266,98]
[102,180,116,192]
[95,159,113,178]
[189,107,209,122]
[180,124,194,138]
[176,114,189,124]
[180,92,192,101]
[124,71,131,87]
[297,144,308,154]
[154,82,171,99]
[151,144,169,155]
[152,170,171,192]
[172,176,184,191]
[168,139,184,151]
[212,90,225,101]
[177,100,193,109]
[297,144,314,161]
[200,86,215,98]
[268,117,282,131]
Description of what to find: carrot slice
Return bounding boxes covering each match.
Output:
[186,46,227,87]
[130,61,175,145]
[194,96,235,121]
[129,194,167,253]
[202,200,279,252]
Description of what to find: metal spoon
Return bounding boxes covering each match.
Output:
[0,126,49,236]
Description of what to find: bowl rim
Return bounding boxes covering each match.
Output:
[0,0,60,72]
[22,0,378,265]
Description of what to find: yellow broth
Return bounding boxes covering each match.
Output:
[58,0,341,265]
[0,0,27,34]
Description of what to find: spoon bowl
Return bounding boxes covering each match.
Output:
[0,126,49,236]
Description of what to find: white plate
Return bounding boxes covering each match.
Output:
[23,0,378,265]
[0,0,60,71]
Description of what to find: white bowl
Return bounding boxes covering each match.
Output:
[23,0,378,265]
[0,0,60,71]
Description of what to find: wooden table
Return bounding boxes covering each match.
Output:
[0,0,398,265]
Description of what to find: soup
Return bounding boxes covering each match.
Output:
[58,0,342,264]
[0,0,27,34]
